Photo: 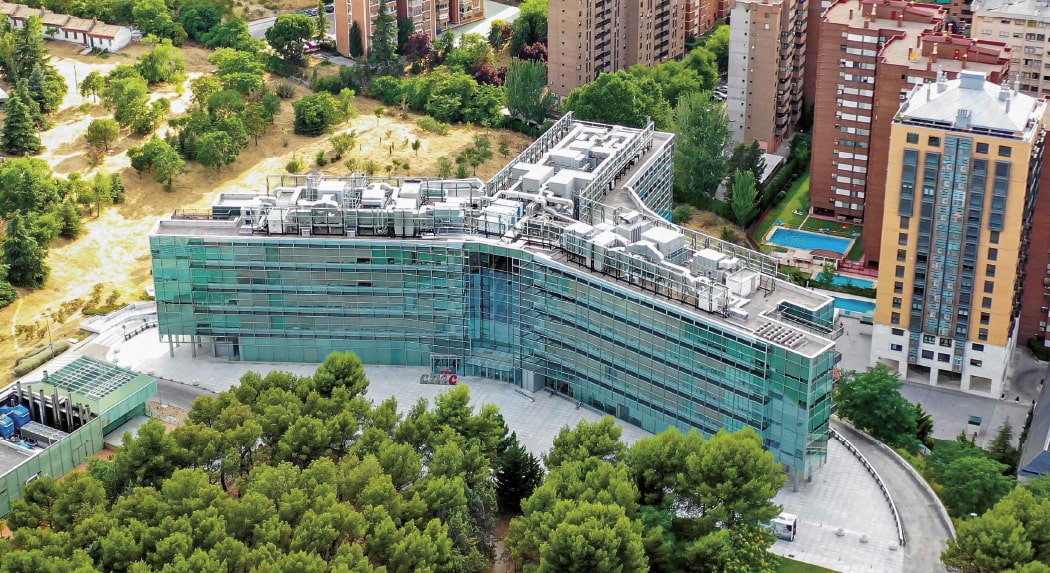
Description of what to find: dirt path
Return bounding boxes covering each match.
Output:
[0,41,533,384]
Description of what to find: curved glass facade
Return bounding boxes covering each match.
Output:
[151,235,835,481]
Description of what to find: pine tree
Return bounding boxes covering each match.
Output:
[315,0,328,41]
[989,420,1019,473]
[2,211,49,289]
[368,0,398,76]
[2,94,42,156]
[110,172,126,203]
[915,402,935,450]
[495,432,544,512]
[348,20,364,58]
[15,78,44,130]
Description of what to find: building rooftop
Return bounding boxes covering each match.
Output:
[881,33,1011,76]
[153,114,839,359]
[898,71,1047,139]
[972,0,1050,17]
[824,0,943,28]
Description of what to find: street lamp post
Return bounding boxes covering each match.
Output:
[43,310,54,360]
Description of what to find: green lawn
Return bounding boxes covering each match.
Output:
[779,557,840,573]
[753,173,811,242]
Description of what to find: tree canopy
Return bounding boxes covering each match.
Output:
[673,91,729,204]
[505,60,555,125]
[833,364,921,452]
[942,487,1050,572]
[266,14,316,64]
[563,71,673,130]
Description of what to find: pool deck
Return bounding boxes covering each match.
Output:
[764,226,855,259]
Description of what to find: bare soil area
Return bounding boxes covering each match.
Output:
[675,205,747,243]
[0,40,532,384]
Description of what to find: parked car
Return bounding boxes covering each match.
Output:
[325,4,334,12]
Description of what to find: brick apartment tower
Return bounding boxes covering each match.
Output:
[334,0,483,57]
[727,0,807,152]
[1018,141,1050,347]
[809,0,1011,267]
[548,0,686,98]
[685,0,718,40]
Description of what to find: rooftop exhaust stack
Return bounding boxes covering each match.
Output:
[936,67,947,93]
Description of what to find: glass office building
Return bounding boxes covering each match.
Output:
[150,114,840,483]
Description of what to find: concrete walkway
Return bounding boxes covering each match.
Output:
[770,437,904,572]
[831,420,953,573]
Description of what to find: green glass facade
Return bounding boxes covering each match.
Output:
[151,235,835,481]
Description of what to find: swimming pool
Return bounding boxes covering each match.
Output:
[830,274,875,289]
[767,228,851,254]
[834,297,876,314]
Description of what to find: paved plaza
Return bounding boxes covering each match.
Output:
[770,437,905,573]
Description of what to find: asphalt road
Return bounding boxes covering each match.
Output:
[155,378,212,412]
[832,420,952,573]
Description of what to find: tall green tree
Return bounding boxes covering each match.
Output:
[563,71,672,129]
[315,0,329,41]
[940,456,1016,517]
[704,24,731,75]
[79,71,106,103]
[546,416,627,468]
[989,420,1020,473]
[293,92,344,136]
[195,131,238,171]
[495,432,544,512]
[505,60,555,125]
[136,37,187,85]
[85,118,121,154]
[942,487,1050,572]
[2,210,49,288]
[368,0,399,76]
[131,0,175,39]
[266,14,316,64]
[348,20,364,58]
[727,140,766,186]
[915,402,935,450]
[178,0,223,41]
[728,169,758,227]
[509,0,547,55]
[672,90,729,204]
[128,137,186,190]
[833,364,919,451]
[102,75,152,130]
[1,94,42,156]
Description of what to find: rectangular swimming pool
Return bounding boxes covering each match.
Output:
[830,274,875,289]
[834,297,876,314]
[767,228,851,255]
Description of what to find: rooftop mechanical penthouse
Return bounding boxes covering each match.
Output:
[149,114,841,484]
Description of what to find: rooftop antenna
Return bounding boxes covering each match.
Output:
[936,65,947,93]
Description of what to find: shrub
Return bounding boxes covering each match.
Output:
[275,81,297,99]
[672,206,693,225]
[13,340,72,376]
[286,158,305,173]
[416,117,451,135]
[315,150,328,166]
[1029,338,1050,361]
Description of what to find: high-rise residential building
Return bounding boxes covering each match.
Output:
[334,0,483,58]
[809,0,1011,267]
[1018,156,1050,347]
[150,114,840,486]
[972,0,1050,97]
[727,0,807,152]
[685,0,718,41]
[871,71,1046,396]
[548,0,687,98]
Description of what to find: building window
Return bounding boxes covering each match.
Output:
[924,334,935,343]
[972,343,985,351]
[898,233,908,245]
[991,231,1000,244]
[998,145,1012,157]
[970,359,984,367]
[922,349,934,359]
[940,337,953,347]
[988,248,998,261]
[896,265,906,278]
[987,264,996,277]
[892,328,905,336]
[890,343,903,351]
[977,142,989,154]
[897,249,907,261]
[938,353,951,362]
[906,132,919,144]
[893,297,903,308]
[891,312,901,324]
[984,280,995,293]
[894,281,904,294]
[981,312,991,325]
[900,216,910,228]
[983,297,993,309]
[928,136,941,147]
[979,328,989,341]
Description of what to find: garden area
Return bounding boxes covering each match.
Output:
[752,173,810,243]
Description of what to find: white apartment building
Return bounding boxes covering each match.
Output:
[972,0,1050,96]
